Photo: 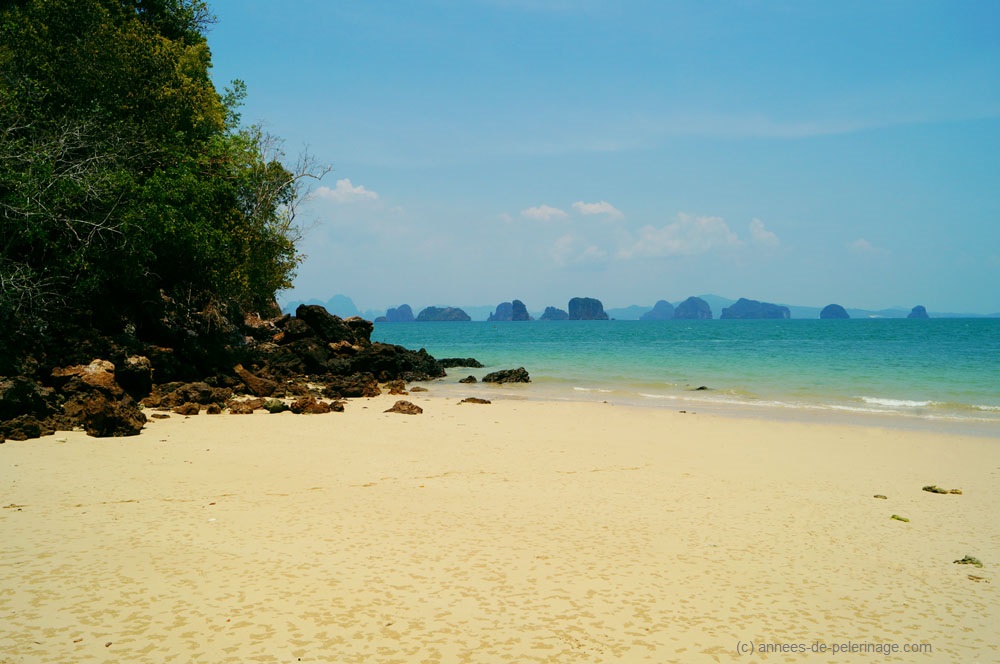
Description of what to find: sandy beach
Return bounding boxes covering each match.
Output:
[1,391,997,663]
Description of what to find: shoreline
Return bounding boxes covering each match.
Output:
[2,391,998,662]
[415,377,1000,439]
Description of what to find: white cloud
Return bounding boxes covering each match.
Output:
[849,238,887,255]
[748,218,780,248]
[314,178,379,204]
[550,233,608,266]
[572,200,624,220]
[521,204,568,221]
[618,213,742,258]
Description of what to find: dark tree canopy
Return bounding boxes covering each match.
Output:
[1,0,315,373]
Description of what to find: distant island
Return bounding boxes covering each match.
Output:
[282,294,995,321]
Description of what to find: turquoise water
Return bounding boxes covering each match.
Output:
[372,319,1000,434]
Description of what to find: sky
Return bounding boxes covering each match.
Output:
[206,0,1000,315]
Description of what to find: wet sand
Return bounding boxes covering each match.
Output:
[1,392,997,662]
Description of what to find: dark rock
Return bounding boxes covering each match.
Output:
[384,400,423,415]
[482,367,530,383]
[539,307,569,321]
[820,304,850,319]
[381,304,415,323]
[151,413,171,420]
[63,392,146,437]
[172,403,200,415]
[410,386,429,392]
[416,306,472,322]
[460,398,491,404]
[673,296,713,320]
[142,382,232,409]
[0,415,50,441]
[873,494,888,499]
[907,305,930,319]
[290,397,332,414]
[233,363,277,397]
[640,300,675,321]
[325,373,381,399]
[954,555,983,568]
[0,376,60,421]
[206,404,222,414]
[458,376,478,384]
[568,297,609,320]
[330,400,346,412]
[278,317,315,343]
[295,305,373,344]
[117,355,154,398]
[720,298,790,320]
[439,358,484,368]
[349,343,445,382]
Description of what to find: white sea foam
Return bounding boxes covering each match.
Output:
[573,386,612,393]
[860,397,934,408]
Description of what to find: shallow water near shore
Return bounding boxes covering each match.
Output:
[373,318,1000,434]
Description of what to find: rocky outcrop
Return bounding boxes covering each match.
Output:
[907,305,930,319]
[488,300,532,322]
[820,304,850,319]
[416,306,472,322]
[439,358,484,368]
[375,304,415,323]
[482,367,531,383]
[720,298,790,320]
[640,300,675,321]
[540,307,569,321]
[0,303,450,439]
[673,297,713,320]
[568,297,608,320]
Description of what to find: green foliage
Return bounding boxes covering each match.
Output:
[0,0,312,366]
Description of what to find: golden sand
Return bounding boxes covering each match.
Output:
[1,392,997,662]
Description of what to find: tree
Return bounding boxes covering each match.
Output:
[0,0,323,373]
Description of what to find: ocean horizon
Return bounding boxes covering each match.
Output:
[373,318,1000,436]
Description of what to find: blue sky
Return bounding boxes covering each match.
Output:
[207,0,1000,314]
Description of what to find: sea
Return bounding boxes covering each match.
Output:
[372,318,1000,436]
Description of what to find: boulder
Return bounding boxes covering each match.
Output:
[673,297,713,320]
[907,305,930,319]
[385,379,409,395]
[539,306,569,321]
[172,403,200,416]
[458,376,477,384]
[63,392,146,437]
[439,358,484,368]
[568,297,609,320]
[640,300,675,321]
[117,355,154,398]
[233,364,277,397]
[460,397,491,405]
[482,367,530,383]
[416,306,471,322]
[325,373,381,399]
[384,400,423,415]
[51,359,121,395]
[820,304,850,319]
[720,298,790,320]
[295,305,373,345]
[0,376,60,421]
